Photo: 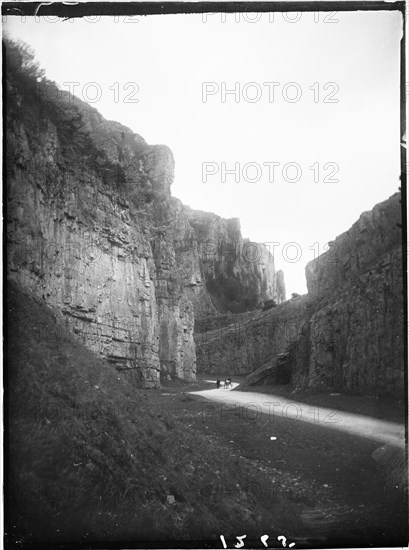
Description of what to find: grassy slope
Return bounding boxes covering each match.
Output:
[5,282,276,546]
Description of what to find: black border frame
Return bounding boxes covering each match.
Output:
[2,2,407,549]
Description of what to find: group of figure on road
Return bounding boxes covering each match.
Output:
[216,377,232,389]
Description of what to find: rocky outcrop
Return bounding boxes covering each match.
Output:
[6,119,190,387]
[233,346,296,389]
[295,193,404,395]
[6,39,281,388]
[275,270,286,303]
[197,193,404,397]
[186,208,279,314]
[305,193,402,301]
[195,296,308,376]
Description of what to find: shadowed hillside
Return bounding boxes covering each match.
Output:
[6,281,284,545]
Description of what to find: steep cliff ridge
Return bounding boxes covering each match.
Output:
[6,38,280,388]
[185,208,280,314]
[305,193,402,300]
[296,192,404,395]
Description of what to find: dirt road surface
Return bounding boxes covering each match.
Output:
[147,378,407,546]
[193,382,405,448]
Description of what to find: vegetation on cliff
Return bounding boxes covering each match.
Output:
[4,36,162,207]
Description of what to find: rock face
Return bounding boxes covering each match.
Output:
[197,193,404,396]
[185,208,278,314]
[275,270,286,303]
[195,297,308,376]
[297,193,404,395]
[305,194,402,301]
[236,345,297,389]
[5,40,282,388]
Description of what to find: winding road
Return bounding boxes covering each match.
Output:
[190,381,405,448]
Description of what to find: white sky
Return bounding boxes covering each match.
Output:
[4,10,402,295]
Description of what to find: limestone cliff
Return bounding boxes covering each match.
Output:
[185,208,279,314]
[5,38,280,388]
[195,297,308,376]
[305,193,402,301]
[275,270,286,304]
[196,193,404,396]
[296,192,404,395]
